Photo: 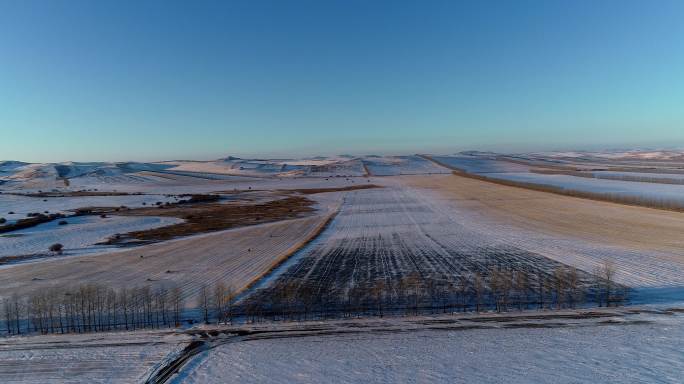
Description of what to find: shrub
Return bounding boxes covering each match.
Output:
[49,243,64,254]
[0,218,6,224]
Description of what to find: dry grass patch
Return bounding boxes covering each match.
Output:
[288,184,381,195]
[98,195,316,244]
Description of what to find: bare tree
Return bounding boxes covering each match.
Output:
[514,269,530,311]
[536,270,547,310]
[371,280,386,317]
[553,267,566,309]
[171,285,183,327]
[457,274,470,312]
[213,282,227,324]
[472,273,485,312]
[602,260,616,306]
[565,267,581,308]
[199,285,210,324]
[3,298,12,335]
[225,285,234,325]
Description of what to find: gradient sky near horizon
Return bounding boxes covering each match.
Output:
[1,0,684,162]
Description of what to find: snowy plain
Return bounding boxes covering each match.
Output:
[0,330,189,384]
[2,153,684,383]
[362,155,450,176]
[488,172,684,205]
[0,193,178,220]
[177,308,684,384]
[0,215,182,259]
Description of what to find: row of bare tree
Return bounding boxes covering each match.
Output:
[2,284,184,335]
[241,262,627,321]
[2,261,626,335]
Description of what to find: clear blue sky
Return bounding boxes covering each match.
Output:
[1,0,684,162]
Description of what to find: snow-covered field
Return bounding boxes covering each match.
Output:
[362,155,450,176]
[1,305,681,384]
[0,209,338,304]
[245,179,684,316]
[405,175,684,289]
[0,193,177,219]
[2,152,684,383]
[488,172,684,205]
[430,155,530,173]
[0,330,190,383]
[593,171,684,183]
[0,215,182,259]
[177,307,684,384]
[428,153,684,207]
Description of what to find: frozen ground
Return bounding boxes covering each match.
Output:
[362,155,450,176]
[488,172,684,205]
[253,180,684,298]
[593,171,684,183]
[404,175,684,289]
[0,330,190,384]
[247,185,598,309]
[1,306,681,384]
[0,215,182,259]
[428,153,684,206]
[176,306,684,384]
[0,193,177,221]
[2,153,684,383]
[0,209,338,304]
[430,155,530,173]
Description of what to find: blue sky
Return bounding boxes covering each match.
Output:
[1,0,684,162]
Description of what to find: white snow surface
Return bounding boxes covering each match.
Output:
[362,155,450,176]
[178,309,684,384]
[0,194,177,219]
[430,155,531,173]
[252,181,684,291]
[592,171,684,182]
[0,330,189,383]
[0,215,182,258]
[487,172,684,205]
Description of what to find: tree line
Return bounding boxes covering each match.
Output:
[240,261,628,322]
[2,261,627,336]
[2,284,185,335]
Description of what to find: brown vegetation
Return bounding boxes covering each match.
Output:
[288,184,381,195]
[0,213,65,234]
[19,191,138,198]
[102,195,316,244]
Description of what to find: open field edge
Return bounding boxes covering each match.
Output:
[238,209,340,296]
[421,155,684,213]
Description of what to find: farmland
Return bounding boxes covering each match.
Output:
[403,173,684,289]
[176,307,684,384]
[0,203,338,305]
[243,186,605,317]
[0,330,190,383]
[1,152,684,382]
